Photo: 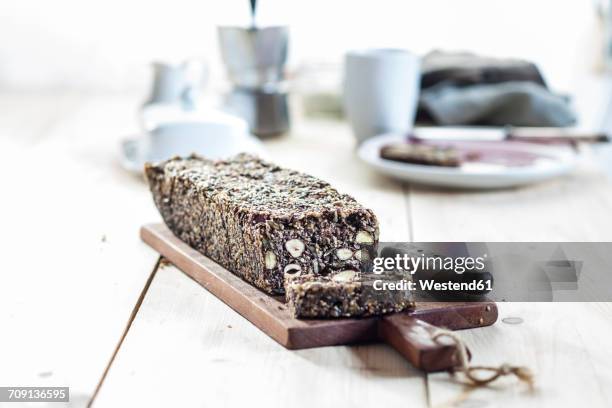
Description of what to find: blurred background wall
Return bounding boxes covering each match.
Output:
[0,0,604,93]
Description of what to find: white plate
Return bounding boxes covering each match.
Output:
[358,133,577,189]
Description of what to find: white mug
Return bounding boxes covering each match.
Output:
[343,49,421,144]
[145,113,250,162]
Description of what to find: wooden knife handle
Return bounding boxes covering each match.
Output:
[378,314,469,372]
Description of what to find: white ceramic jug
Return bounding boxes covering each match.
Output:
[143,60,206,110]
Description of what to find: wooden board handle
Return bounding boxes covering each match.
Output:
[378,314,469,372]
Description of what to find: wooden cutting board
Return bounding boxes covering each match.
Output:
[141,223,498,372]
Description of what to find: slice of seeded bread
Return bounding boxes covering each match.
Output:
[285,270,414,318]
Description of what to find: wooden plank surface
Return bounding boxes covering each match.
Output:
[427,302,612,408]
[3,91,611,408]
[409,152,612,406]
[93,111,612,407]
[94,261,430,408]
[92,117,431,407]
[0,92,161,405]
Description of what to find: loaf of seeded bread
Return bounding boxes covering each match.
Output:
[145,153,379,295]
[285,270,414,318]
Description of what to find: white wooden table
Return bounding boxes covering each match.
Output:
[1,91,612,408]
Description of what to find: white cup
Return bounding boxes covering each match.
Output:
[145,112,251,162]
[343,49,421,144]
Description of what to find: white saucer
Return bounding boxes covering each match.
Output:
[358,133,577,189]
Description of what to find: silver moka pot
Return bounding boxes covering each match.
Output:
[218,26,290,138]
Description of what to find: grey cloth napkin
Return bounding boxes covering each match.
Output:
[421,51,547,89]
[420,81,576,127]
